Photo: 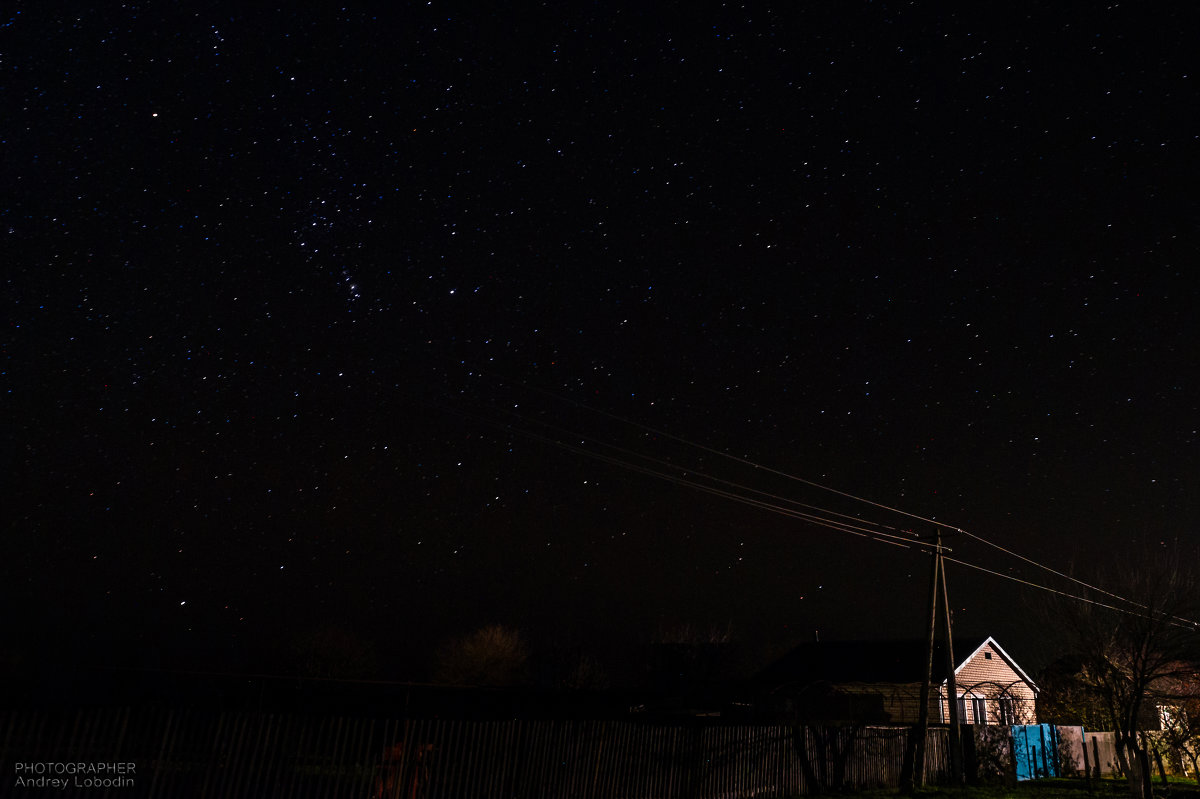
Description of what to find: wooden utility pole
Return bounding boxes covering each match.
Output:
[902,528,965,791]
[903,530,945,792]
[940,534,965,785]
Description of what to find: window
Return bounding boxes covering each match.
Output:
[972,697,988,725]
[984,652,993,660]
[941,694,971,723]
[998,698,1016,725]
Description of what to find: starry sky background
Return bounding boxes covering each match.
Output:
[4,3,1198,685]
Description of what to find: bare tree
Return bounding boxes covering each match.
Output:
[1036,656,1114,730]
[1149,673,1200,784]
[432,624,530,687]
[643,620,748,693]
[1043,553,1200,799]
[560,653,611,692]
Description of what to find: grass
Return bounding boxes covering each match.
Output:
[847,777,1200,799]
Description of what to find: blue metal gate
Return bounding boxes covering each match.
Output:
[1013,724,1059,781]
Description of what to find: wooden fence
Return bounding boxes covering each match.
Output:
[1055,727,1120,778]
[0,708,953,797]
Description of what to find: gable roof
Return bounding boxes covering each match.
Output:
[954,636,1039,692]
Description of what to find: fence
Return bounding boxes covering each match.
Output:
[1055,728,1120,778]
[0,708,953,798]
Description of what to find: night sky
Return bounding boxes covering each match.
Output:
[5,4,1198,686]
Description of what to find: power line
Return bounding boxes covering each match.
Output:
[512,404,1200,625]
[477,374,1187,622]
[407,385,914,546]
[954,528,1156,613]
[450,405,930,550]
[494,402,917,538]
[488,371,958,531]
[942,556,1200,627]
[445,374,1192,624]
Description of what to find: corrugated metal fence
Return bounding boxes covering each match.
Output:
[0,708,952,798]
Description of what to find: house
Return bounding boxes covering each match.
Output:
[755,635,1037,726]
[947,637,1038,725]
[1038,656,1200,733]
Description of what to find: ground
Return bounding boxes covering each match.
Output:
[891,777,1200,799]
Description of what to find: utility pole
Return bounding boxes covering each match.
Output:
[902,527,964,792]
[902,536,942,792]
[940,532,965,785]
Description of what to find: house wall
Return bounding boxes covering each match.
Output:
[942,641,1037,724]
[834,682,939,725]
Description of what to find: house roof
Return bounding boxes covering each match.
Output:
[955,636,1039,691]
[757,635,1034,690]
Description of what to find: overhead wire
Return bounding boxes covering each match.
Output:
[497,407,1199,623]
[494,401,917,538]
[446,373,1195,624]
[953,528,1160,614]
[486,370,958,531]
[537,432,917,549]
[437,400,929,550]
[943,556,1200,628]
